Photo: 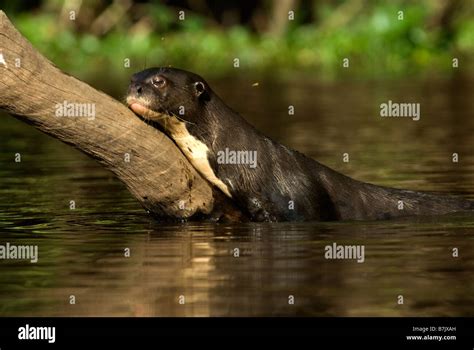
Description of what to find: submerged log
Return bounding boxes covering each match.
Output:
[0,11,244,221]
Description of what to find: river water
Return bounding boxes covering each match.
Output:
[0,76,473,316]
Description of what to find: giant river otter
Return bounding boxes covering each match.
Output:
[126,67,473,222]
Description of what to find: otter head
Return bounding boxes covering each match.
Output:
[125,67,210,128]
[126,67,234,199]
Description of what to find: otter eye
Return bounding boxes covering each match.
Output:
[152,76,166,88]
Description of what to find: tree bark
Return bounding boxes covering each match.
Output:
[0,10,244,221]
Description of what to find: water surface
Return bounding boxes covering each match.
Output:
[0,76,473,316]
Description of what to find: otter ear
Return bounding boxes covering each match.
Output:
[194,82,206,96]
[194,81,209,100]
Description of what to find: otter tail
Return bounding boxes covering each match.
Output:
[355,182,474,220]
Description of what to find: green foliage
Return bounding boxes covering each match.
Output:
[10,2,473,81]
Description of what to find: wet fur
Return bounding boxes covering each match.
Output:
[127,68,474,222]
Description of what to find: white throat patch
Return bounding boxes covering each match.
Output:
[128,100,232,198]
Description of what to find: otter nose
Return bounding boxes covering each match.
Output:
[129,81,143,95]
[132,83,143,95]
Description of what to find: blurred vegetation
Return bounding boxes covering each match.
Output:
[1,0,473,81]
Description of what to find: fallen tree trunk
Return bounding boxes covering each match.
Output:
[0,11,244,221]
